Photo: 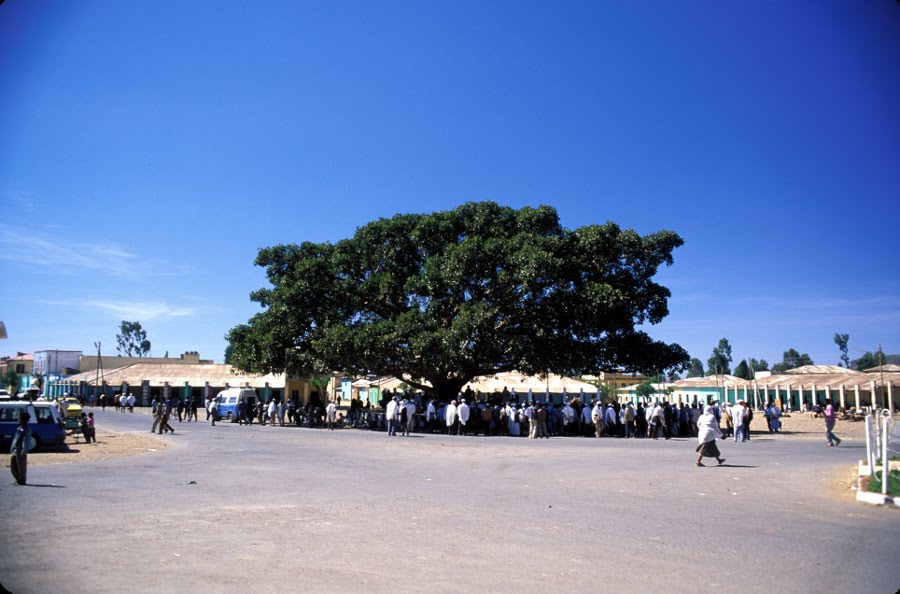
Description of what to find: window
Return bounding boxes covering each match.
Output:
[15,364,25,373]
[34,407,55,424]
[0,406,26,422]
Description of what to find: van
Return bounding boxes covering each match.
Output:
[215,388,257,422]
[0,402,67,449]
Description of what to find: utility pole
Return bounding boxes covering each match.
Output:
[94,341,104,403]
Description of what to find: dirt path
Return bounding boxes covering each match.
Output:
[1,427,168,469]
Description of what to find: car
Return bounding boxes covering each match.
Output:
[0,401,67,450]
[216,388,258,422]
[58,396,83,419]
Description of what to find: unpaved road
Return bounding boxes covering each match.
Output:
[0,410,897,594]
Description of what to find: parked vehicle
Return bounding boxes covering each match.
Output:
[0,402,67,449]
[58,396,83,419]
[216,388,258,422]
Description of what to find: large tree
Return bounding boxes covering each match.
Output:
[116,321,151,357]
[227,202,688,401]
[771,348,814,373]
[706,338,733,376]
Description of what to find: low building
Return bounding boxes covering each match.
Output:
[53,362,311,407]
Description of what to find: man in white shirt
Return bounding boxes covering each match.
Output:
[562,401,575,436]
[405,398,417,435]
[457,399,470,435]
[732,400,748,442]
[591,401,604,438]
[385,396,399,436]
[582,402,594,437]
[326,400,337,430]
[605,404,618,437]
[445,400,459,435]
[426,400,437,433]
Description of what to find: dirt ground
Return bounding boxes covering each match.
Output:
[1,427,168,469]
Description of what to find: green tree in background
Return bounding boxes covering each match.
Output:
[834,333,850,368]
[227,202,689,401]
[853,348,884,371]
[4,369,20,395]
[116,321,151,357]
[635,380,656,401]
[686,357,705,378]
[224,344,234,365]
[771,348,814,373]
[733,359,751,380]
[750,358,769,372]
[707,338,733,376]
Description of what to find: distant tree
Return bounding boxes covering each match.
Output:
[667,369,681,382]
[733,359,751,380]
[707,338,733,376]
[853,348,884,371]
[834,333,850,368]
[749,358,769,372]
[116,321,151,357]
[771,348,814,373]
[224,344,234,365]
[164,351,169,358]
[4,369,20,395]
[635,380,656,400]
[597,384,612,401]
[686,357,705,378]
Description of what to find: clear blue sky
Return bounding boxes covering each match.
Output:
[2,1,898,369]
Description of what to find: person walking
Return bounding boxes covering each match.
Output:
[209,398,219,427]
[151,397,165,433]
[824,399,841,446]
[695,405,726,467]
[10,411,32,485]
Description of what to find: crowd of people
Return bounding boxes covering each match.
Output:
[375,390,787,442]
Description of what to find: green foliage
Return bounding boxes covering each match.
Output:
[867,469,900,497]
[853,348,884,371]
[635,380,656,399]
[224,344,234,365]
[4,369,20,395]
[771,348,814,373]
[750,358,769,372]
[706,338,732,375]
[227,202,689,399]
[733,359,751,380]
[686,357,704,378]
[834,333,850,368]
[116,321,151,357]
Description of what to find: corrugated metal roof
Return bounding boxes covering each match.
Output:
[61,363,286,388]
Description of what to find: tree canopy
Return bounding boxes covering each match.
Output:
[733,359,751,380]
[771,348,814,373]
[116,321,151,357]
[227,202,688,400]
[834,332,850,368]
[853,348,884,371]
[686,357,705,378]
[706,338,732,375]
